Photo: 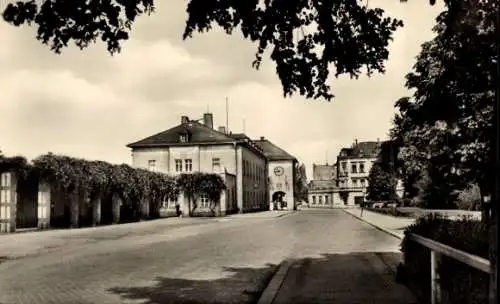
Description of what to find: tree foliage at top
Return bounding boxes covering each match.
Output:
[1,0,411,101]
[390,0,496,212]
[0,154,30,179]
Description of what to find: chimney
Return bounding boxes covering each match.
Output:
[203,113,213,129]
[218,126,226,134]
[355,138,358,145]
[181,116,189,124]
[260,136,265,140]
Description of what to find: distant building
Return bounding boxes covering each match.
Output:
[312,163,336,180]
[126,113,268,216]
[335,139,381,205]
[254,137,298,211]
[307,139,404,208]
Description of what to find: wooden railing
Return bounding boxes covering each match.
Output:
[407,233,491,304]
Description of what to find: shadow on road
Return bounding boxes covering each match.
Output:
[108,251,412,304]
[108,263,279,304]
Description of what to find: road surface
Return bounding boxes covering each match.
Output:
[0,209,404,304]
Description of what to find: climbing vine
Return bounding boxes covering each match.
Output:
[31,154,178,212]
[177,172,227,215]
[3,152,225,221]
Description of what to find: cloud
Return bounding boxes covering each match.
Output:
[0,0,445,179]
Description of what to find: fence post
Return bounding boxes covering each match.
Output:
[112,194,121,224]
[431,250,442,304]
[91,198,101,226]
[0,172,17,233]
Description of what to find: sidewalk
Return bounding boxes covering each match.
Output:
[0,216,217,259]
[0,211,293,259]
[343,207,416,240]
[260,252,418,304]
[257,208,418,304]
[226,210,294,219]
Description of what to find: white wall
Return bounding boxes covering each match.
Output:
[268,160,295,210]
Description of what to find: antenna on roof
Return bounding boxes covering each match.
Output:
[225,97,229,134]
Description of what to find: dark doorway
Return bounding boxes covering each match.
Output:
[272,191,286,209]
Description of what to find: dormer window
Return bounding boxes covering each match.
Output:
[179,134,188,142]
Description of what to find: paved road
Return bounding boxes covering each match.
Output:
[0,210,404,304]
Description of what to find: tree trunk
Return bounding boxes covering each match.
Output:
[479,183,491,223]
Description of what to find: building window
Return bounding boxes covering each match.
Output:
[319,196,323,204]
[148,160,156,172]
[361,179,366,187]
[359,163,365,173]
[325,195,329,204]
[184,159,193,172]
[312,196,316,204]
[341,162,347,171]
[351,164,357,173]
[175,159,183,172]
[165,198,177,208]
[199,195,210,208]
[179,134,188,142]
[352,179,358,187]
[1,173,11,187]
[212,158,221,172]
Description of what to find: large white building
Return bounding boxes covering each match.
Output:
[126,113,297,216]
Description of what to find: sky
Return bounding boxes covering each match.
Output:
[0,0,444,179]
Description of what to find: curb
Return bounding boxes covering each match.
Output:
[256,258,294,304]
[275,211,294,218]
[342,209,403,240]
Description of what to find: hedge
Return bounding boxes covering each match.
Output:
[400,215,489,304]
[365,207,415,218]
[1,153,226,224]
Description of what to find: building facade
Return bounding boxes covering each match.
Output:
[254,137,298,211]
[335,140,380,206]
[307,164,343,208]
[307,139,406,208]
[127,113,268,216]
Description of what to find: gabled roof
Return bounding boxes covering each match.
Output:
[253,139,296,161]
[127,120,236,148]
[227,133,248,140]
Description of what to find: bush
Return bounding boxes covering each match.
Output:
[455,184,482,211]
[401,215,489,304]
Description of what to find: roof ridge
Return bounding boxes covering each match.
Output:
[191,120,235,141]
